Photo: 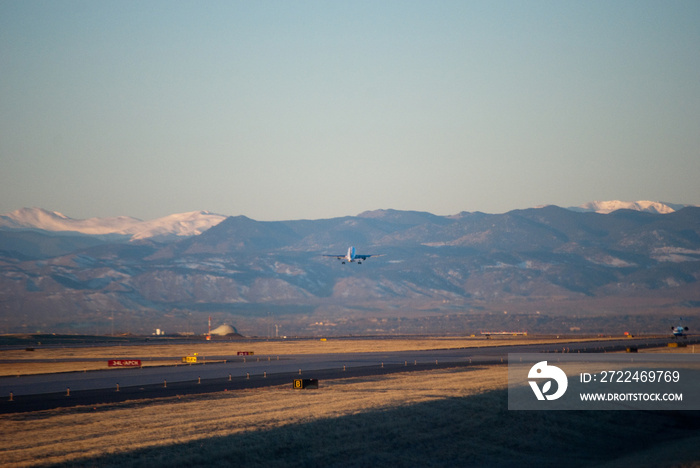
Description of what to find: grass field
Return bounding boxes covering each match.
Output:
[2,338,699,467]
[2,364,700,467]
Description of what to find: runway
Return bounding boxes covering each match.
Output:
[1,336,697,413]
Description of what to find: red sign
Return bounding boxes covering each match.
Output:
[237,351,253,356]
[108,359,142,367]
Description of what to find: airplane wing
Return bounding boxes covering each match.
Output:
[355,254,384,260]
[322,255,346,259]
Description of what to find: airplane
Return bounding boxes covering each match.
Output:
[672,318,689,337]
[323,246,383,264]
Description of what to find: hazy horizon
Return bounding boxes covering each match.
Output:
[3,199,698,223]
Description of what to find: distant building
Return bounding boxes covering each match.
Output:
[210,324,239,336]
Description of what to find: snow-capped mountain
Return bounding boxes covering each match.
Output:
[567,200,692,214]
[128,211,227,241]
[0,207,226,241]
[1,201,694,242]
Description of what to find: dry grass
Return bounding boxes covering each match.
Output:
[0,366,507,467]
[639,344,700,354]
[0,336,612,376]
[2,358,699,467]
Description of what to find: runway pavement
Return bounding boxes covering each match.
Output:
[1,336,697,413]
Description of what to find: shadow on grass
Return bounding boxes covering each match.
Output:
[48,388,700,468]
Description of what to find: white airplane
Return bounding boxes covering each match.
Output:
[672,318,689,337]
[323,246,383,264]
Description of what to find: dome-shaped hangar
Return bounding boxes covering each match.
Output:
[210,324,239,336]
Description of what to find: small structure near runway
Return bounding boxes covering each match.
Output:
[293,378,318,389]
[108,359,142,367]
[182,354,198,363]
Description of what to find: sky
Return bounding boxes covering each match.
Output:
[1,1,699,221]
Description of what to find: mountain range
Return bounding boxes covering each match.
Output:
[1,201,694,239]
[0,208,226,241]
[0,202,698,336]
[567,200,692,214]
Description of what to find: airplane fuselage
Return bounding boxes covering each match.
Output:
[672,319,689,337]
[673,326,688,337]
[344,246,357,263]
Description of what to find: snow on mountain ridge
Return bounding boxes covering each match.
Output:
[130,211,228,240]
[568,200,692,214]
[0,208,226,240]
[0,207,142,234]
[2,201,694,240]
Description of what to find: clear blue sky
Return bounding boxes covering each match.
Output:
[1,1,699,221]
